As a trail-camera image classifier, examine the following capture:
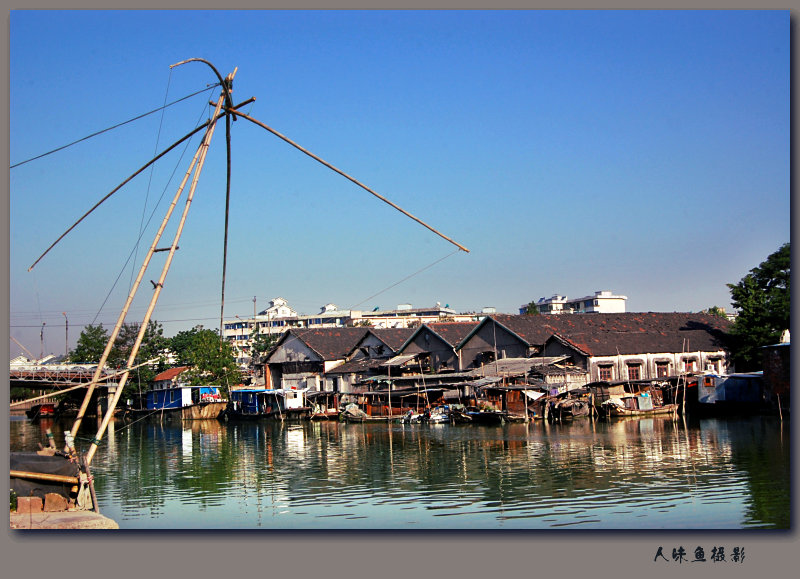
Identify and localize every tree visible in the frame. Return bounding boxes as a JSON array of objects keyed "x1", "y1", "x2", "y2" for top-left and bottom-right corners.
[
  {"x1": 702, "y1": 306, "x2": 728, "y2": 318},
  {"x1": 168, "y1": 326, "x2": 241, "y2": 394},
  {"x1": 69, "y1": 321, "x2": 168, "y2": 399},
  {"x1": 169, "y1": 326, "x2": 203, "y2": 367},
  {"x1": 523, "y1": 302, "x2": 540, "y2": 315},
  {"x1": 250, "y1": 332, "x2": 280, "y2": 362},
  {"x1": 69, "y1": 324, "x2": 110, "y2": 363},
  {"x1": 120, "y1": 321, "x2": 169, "y2": 396},
  {"x1": 727, "y1": 243, "x2": 790, "y2": 371}
]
